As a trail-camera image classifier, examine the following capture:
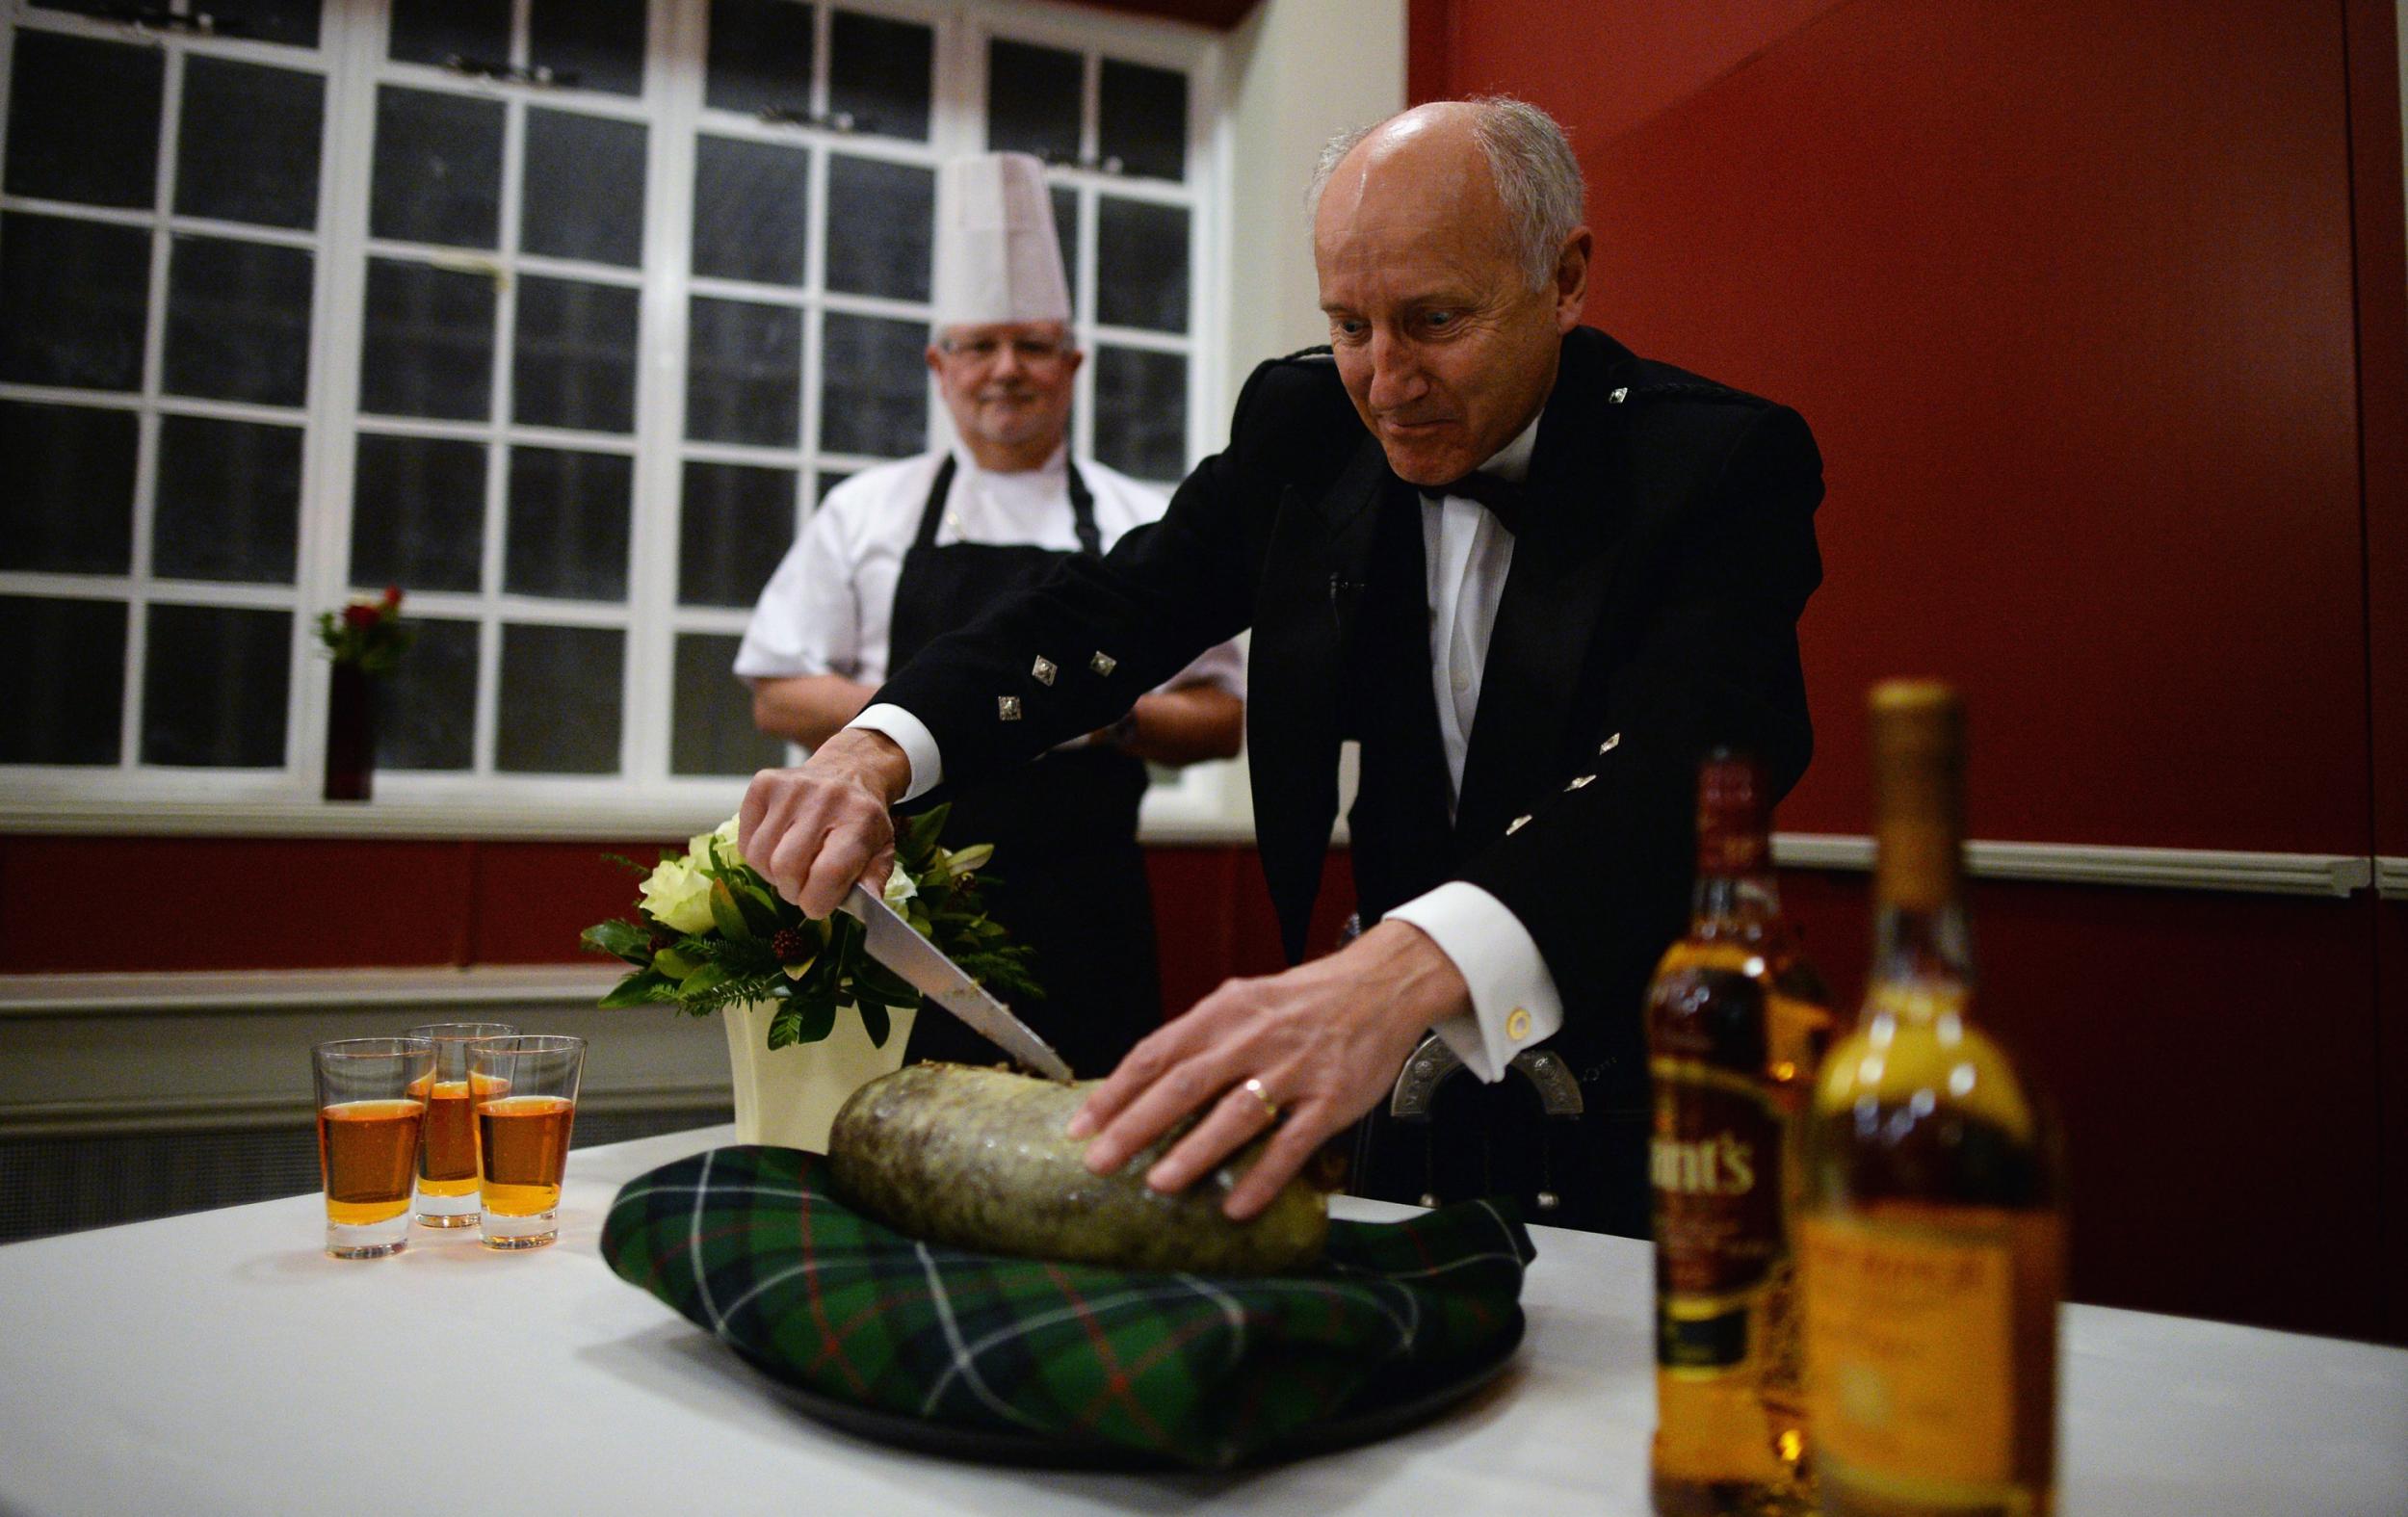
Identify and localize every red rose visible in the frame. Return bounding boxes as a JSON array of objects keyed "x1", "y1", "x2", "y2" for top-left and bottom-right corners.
[
  {"x1": 343, "y1": 603, "x2": 379, "y2": 629},
  {"x1": 381, "y1": 585, "x2": 404, "y2": 609}
]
